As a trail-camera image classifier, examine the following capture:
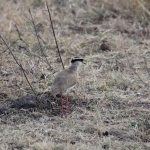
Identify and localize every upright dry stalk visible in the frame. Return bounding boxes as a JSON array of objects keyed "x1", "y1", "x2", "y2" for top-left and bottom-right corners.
[
  {"x1": 0, "y1": 35, "x2": 38, "y2": 98},
  {"x1": 138, "y1": 0, "x2": 150, "y2": 16},
  {"x1": 15, "y1": 24, "x2": 29, "y2": 48},
  {"x1": 29, "y1": 8, "x2": 53, "y2": 70},
  {"x1": 0, "y1": 39, "x2": 19, "y2": 55},
  {"x1": 46, "y1": 1, "x2": 65, "y2": 70}
]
